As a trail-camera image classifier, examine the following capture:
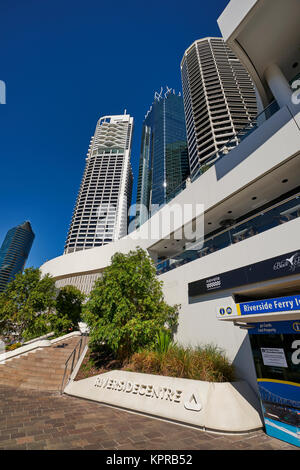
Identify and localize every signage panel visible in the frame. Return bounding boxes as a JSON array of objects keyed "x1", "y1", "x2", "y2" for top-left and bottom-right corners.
[
  {"x1": 189, "y1": 250, "x2": 300, "y2": 301},
  {"x1": 260, "y1": 348, "x2": 288, "y2": 368},
  {"x1": 238, "y1": 295, "x2": 300, "y2": 317},
  {"x1": 217, "y1": 295, "x2": 300, "y2": 320}
]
